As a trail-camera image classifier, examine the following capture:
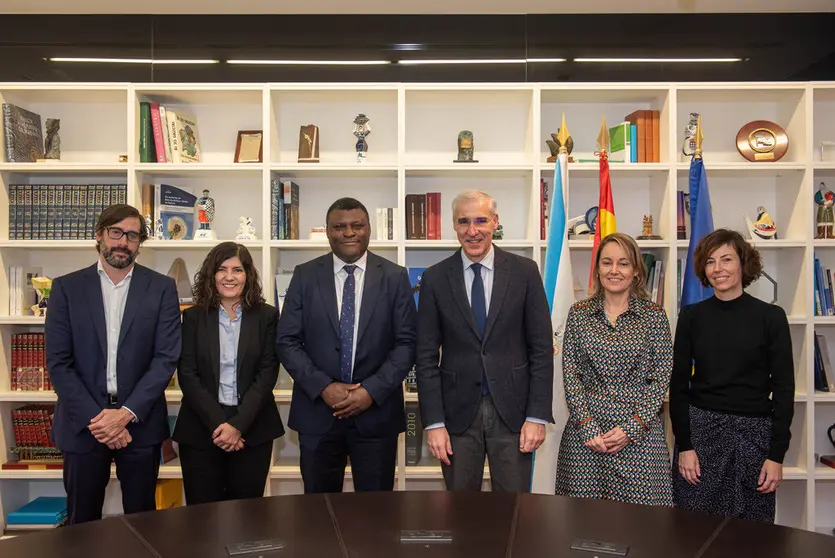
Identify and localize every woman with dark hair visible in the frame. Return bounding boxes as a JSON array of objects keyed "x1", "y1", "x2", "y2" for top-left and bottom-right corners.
[
  {"x1": 671, "y1": 228, "x2": 794, "y2": 523},
  {"x1": 555, "y1": 232, "x2": 673, "y2": 506},
  {"x1": 172, "y1": 242, "x2": 284, "y2": 504}
]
